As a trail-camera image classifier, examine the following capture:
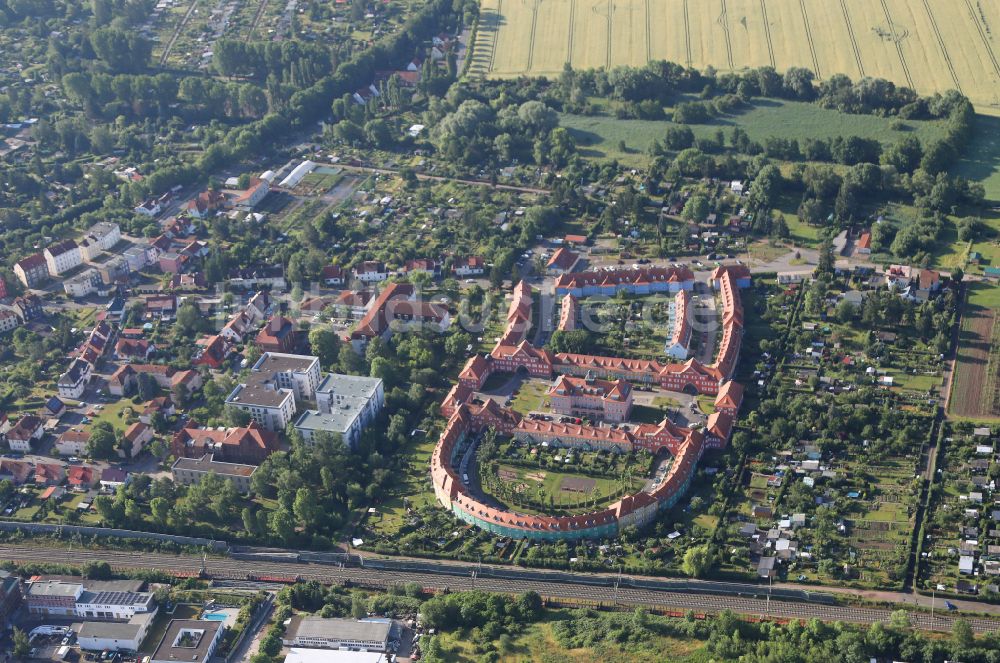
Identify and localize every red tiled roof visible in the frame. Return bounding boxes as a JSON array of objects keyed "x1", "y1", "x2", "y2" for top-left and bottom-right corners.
[{"x1": 547, "y1": 248, "x2": 579, "y2": 271}]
